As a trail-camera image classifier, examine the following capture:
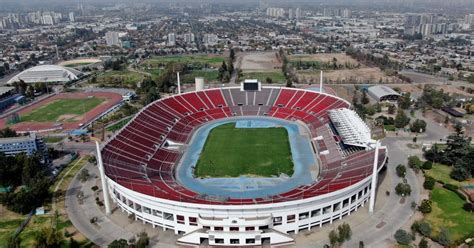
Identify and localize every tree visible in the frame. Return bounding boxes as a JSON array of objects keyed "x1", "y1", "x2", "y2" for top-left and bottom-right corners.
[
  {"x1": 337, "y1": 223, "x2": 352, "y2": 243},
  {"x1": 388, "y1": 104, "x2": 396, "y2": 115},
  {"x1": 27, "y1": 85, "x2": 35, "y2": 98},
  {"x1": 361, "y1": 91, "x2": 370, "y2": 105},
  {"x1": 34, "y1": 225, "x2": 63, "y2": 248},
  {"x1": 418, "y1": 199, "x2": 432, "y2": 214},
  {"x1": 418, "y1": 222, "x2": 431, "y2": 236},
  {"x1": 396, "y1": 164, "x2": 406, "y2": 178},
  {"x1": 328, "y1": 223, "x2": 351, "y2": 247},
  {"x1": 423, "y1": 176, "x2": 435, "y2": 190},
  {"x1": 395, "y1": 182, "x2": 411, "y2": 197},
  {"x1": 407, "y1": 155, "x2": 422, "y2": 169},
  {"x1": 358, "y1": 241, "x2": 364, "y2": 248},
  {"x1": 136, "y1": 232, "x2": 150, "y2": 248},
  {"x1": 78, "y1": 169, "x2": 90, "y2": 182},
  {"x1": 437, "y1": 228, "x2": 451, "y2": 246},
  {"x1": 108, "y1": 239, "x2": 128, "y2": 248},
  {"x1": 398, "y1": 92, "x2": 411, "y2": 109},
  {"x1": 328, "y1": 230, "x2": 338, "y2": 247},
  {"x1": 394, "y1": 229, "x2": 411, "y2": 245},
  {"x1": 410, "y1": 119, "x2": 427, "y2": 133},
  {"x1": 394, "y1": 110, "x2": 410, "y2": 128},
  {"x1": 0, "y1": 128, "x2": 18, "y2": 138},
  {"x1": 419, "y1": 238, "x2": 428, "y2": 248},
  {"x1": 450, "y1": 161, "x2": 470, "y2": 181},
  {"x1": 229, "y1": 48, "x2": 235, "y2": 61},
  {"x1": 69, "y1": 237, "x2": 80, "y2": 248},
  {"x1": 421, "y1": 161, "x2": 432, "y2": 170}
]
